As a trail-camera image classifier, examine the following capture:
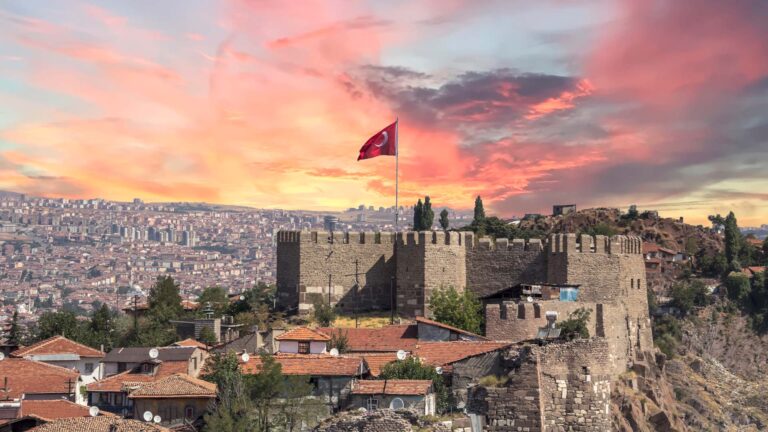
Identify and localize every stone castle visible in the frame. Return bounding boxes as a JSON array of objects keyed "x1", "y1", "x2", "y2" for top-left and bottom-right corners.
[{"x1": 277, "y1": 231, "x2": 658, "y2": 430}]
